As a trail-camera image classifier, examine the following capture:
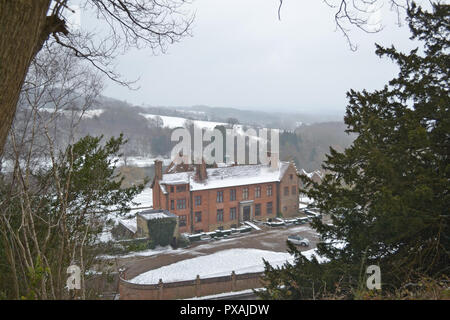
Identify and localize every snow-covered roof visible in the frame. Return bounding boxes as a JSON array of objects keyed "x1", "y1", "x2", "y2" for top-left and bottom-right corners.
[
  {"x1": 137, "y1": 209, "x2": 177, "y2": 220},
  {"x1": 160, "y1": 171, "x2": 192, "y2": 185},
  {"x1": 158, "y1": 161, "x2": 293, "y2": 191},
  {"x1": 300, "y1": 168, "x2": 323, "y2": 179},
  {"x1": 118, "y1": 219, "x2": 137, "y2": 233}
]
